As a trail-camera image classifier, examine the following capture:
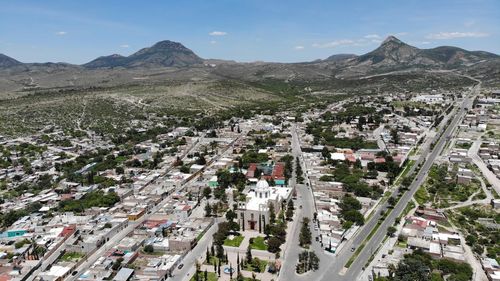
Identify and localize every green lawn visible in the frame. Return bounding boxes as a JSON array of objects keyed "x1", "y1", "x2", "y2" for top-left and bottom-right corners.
[
  {"x1": 414, "y1": 185, "x2": 429, "y2": 205},
  {"x1": 204, "y1": 256, "x2": 220, "y2": 266},
  {"x1": 223, "y1": 235, "x2": 245, "y2": 247},
  {"x1": 249, "y1": 236, "x2": 267, "y2": 250},
  {"x1": 61, "y1": 252, "x2": 85, "y2": 262},
  {"x1": 243, "y1": 258, "x2": 267, "y2": 273},
  {"x1": 189, "y1": 271, "x2": 218, "y2": 281}
]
